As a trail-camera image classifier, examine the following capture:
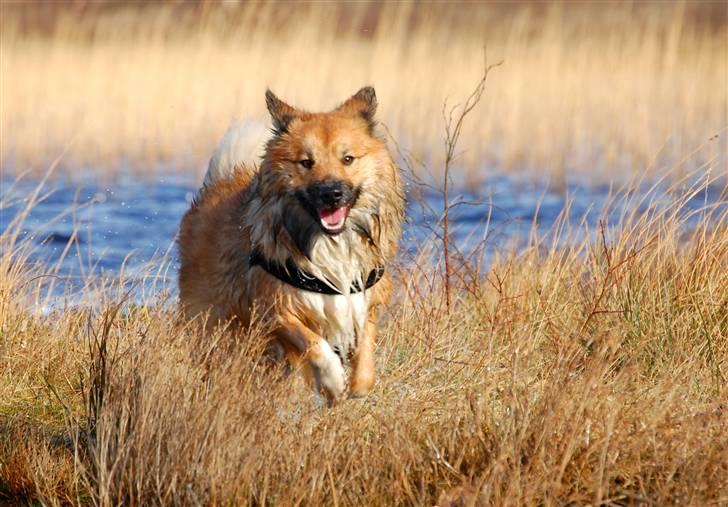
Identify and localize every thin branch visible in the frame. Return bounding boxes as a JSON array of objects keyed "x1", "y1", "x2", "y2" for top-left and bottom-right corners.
[{"x1": 441, "y1": 54, "x2": 503, "y2": 313}]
